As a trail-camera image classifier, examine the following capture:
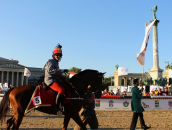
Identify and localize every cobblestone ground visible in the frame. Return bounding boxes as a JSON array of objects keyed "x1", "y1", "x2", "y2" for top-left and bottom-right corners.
[{"x1": 1, "y1": 109, "x2": 172, "y2": 130}]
